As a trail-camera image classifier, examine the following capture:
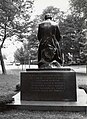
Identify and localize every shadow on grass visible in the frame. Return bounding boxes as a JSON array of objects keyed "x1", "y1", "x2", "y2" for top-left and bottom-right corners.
[
  {"x1": 79, "y1": 85, "x2": 87, "y2": 93},
  {"x1": 77, "y1": 73, "x2": 87, "y2": 93}
]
